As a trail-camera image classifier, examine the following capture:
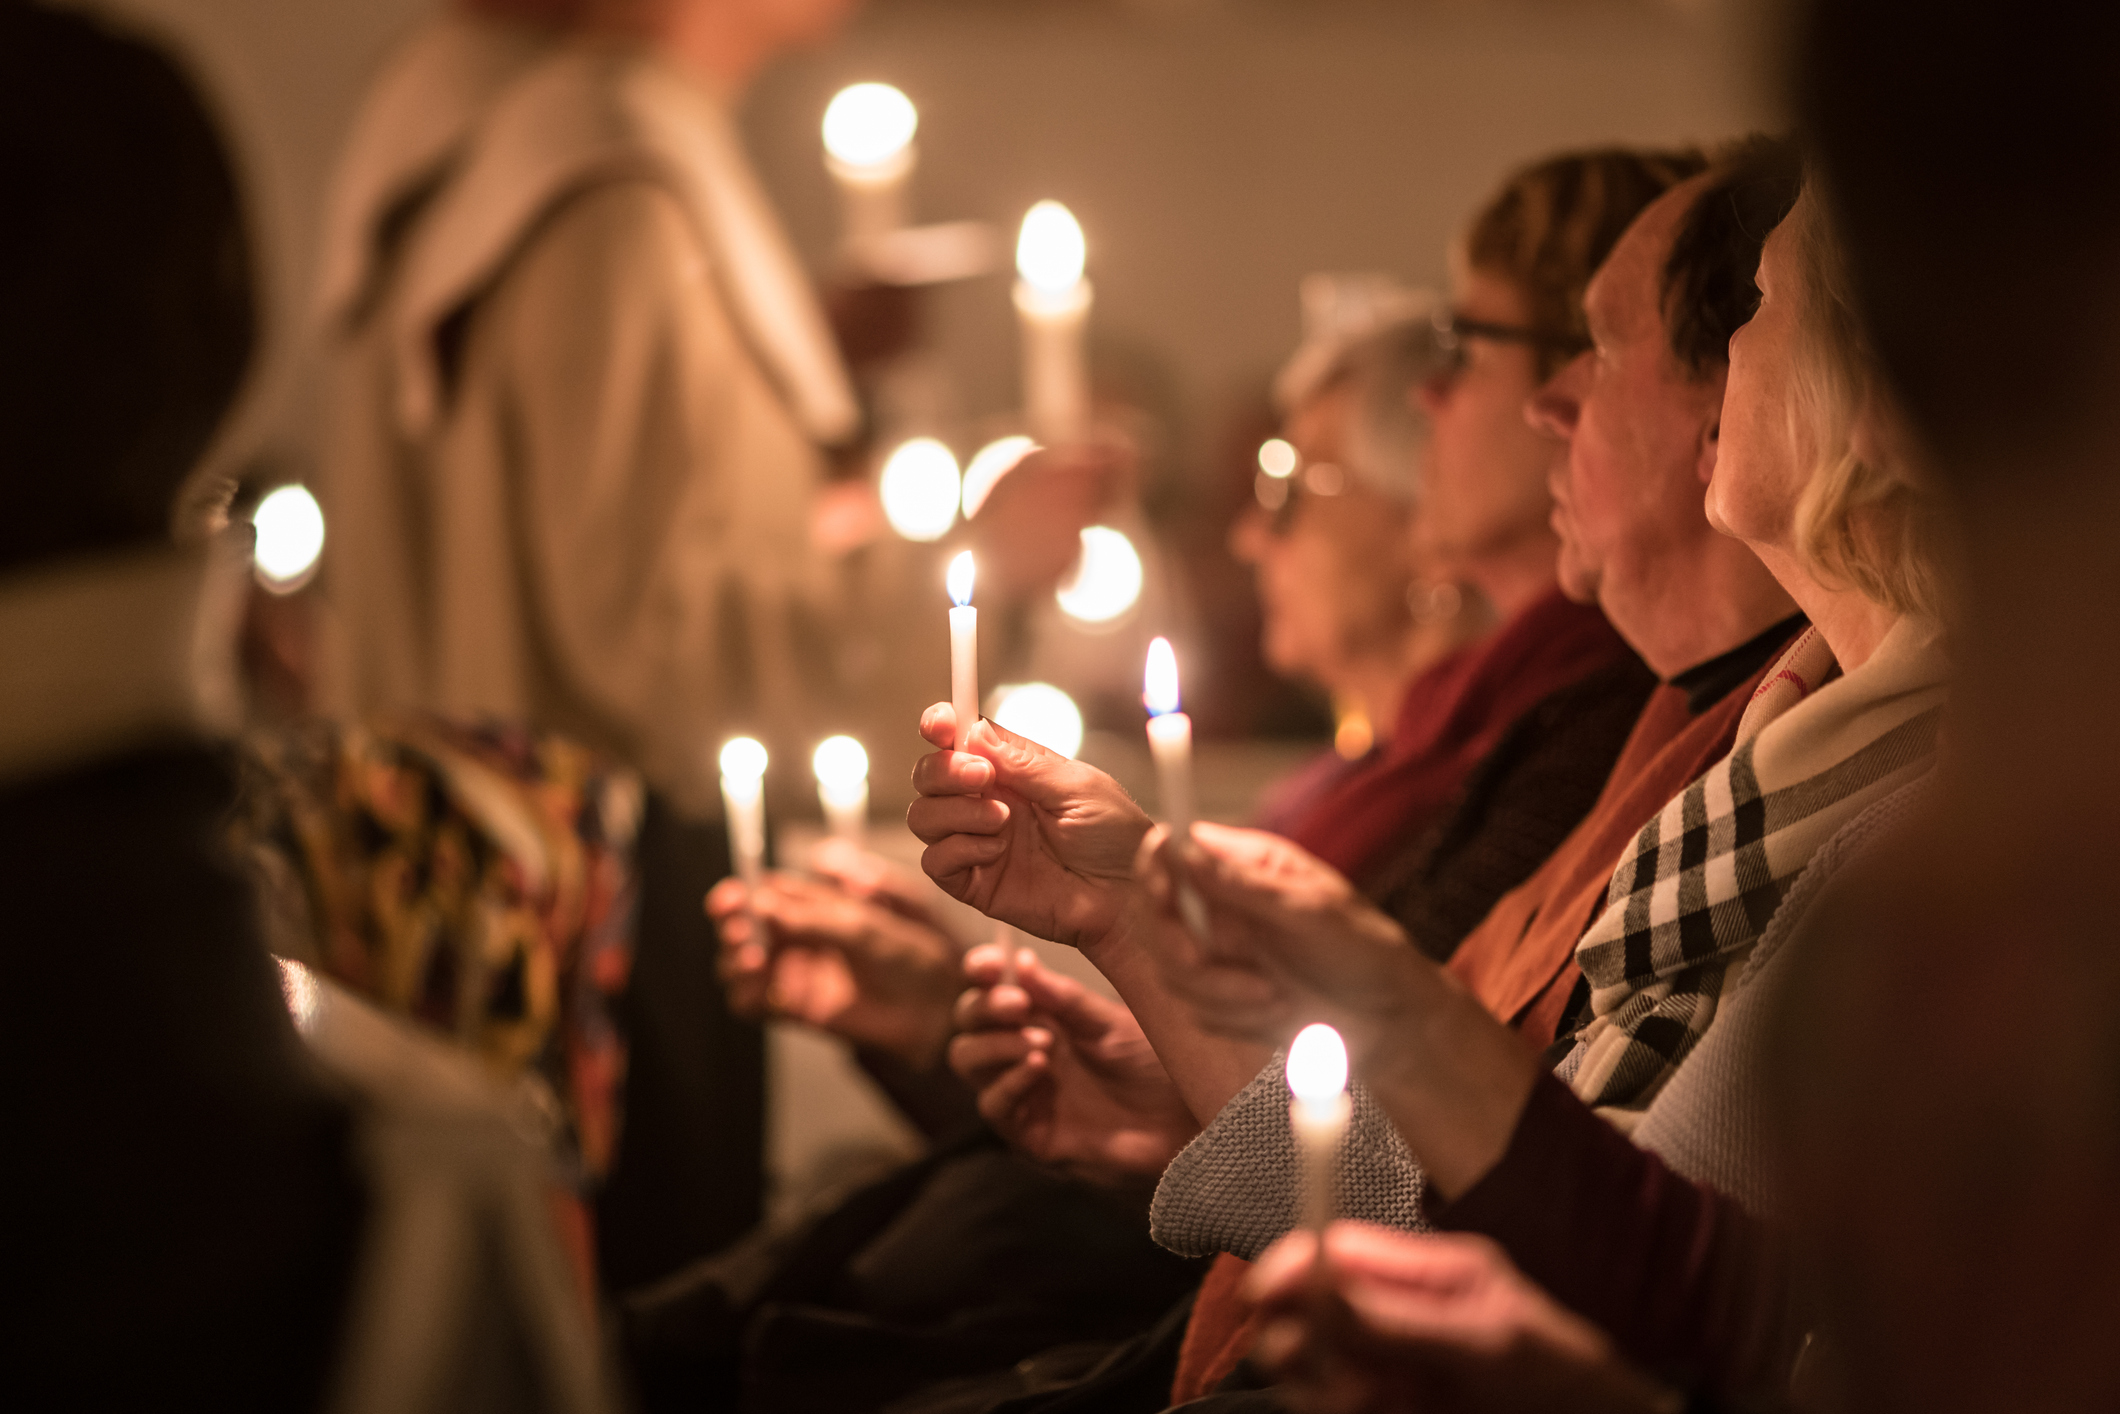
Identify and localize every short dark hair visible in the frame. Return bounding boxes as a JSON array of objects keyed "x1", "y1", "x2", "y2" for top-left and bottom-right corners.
[
  {"x1": 0, "y1": 2, "x2": 256, "y2": 575},
  {"x1": 1661, "y1": 135, "x2": 1805, "y2": 375}
]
